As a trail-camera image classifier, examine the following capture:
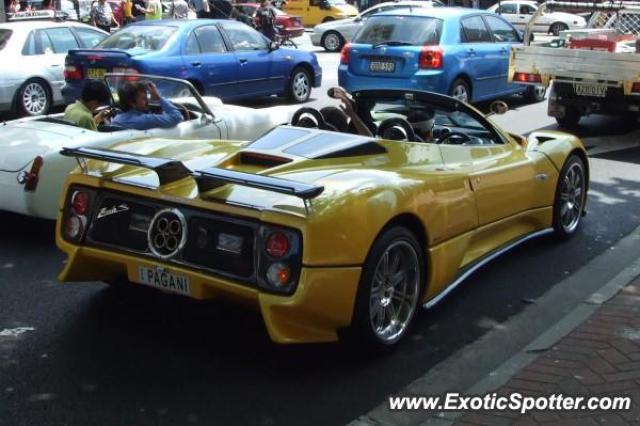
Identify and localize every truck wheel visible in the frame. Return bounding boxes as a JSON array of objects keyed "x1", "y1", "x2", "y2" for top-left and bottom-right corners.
[
  {"x1": 555, "y1": 106, "x2": 581, "y2": 128},
  {"x1": 525, "y1": 85, "x2": 546, "y2": 103},
  {"x1": 550, "y1": 22, "x2": 568, "y2": 36}
]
